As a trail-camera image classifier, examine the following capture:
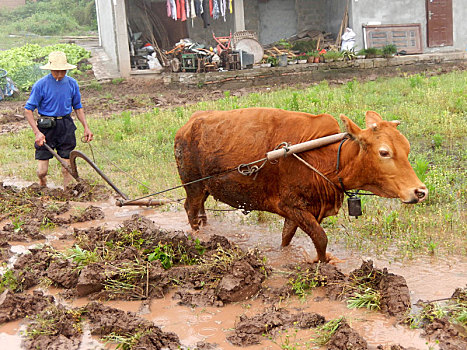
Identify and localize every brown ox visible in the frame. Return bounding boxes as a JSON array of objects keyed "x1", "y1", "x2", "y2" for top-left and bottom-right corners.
[{"x1": 174, "y1": 108, "x2": 428, "y2": 262}]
